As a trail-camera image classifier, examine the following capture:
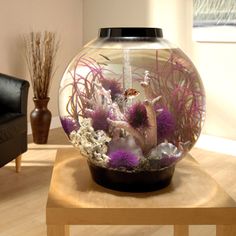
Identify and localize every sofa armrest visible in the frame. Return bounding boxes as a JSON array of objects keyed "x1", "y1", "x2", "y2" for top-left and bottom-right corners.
[{"x1": 0, "y1": 73, "x2": 30, "y2": 114}]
